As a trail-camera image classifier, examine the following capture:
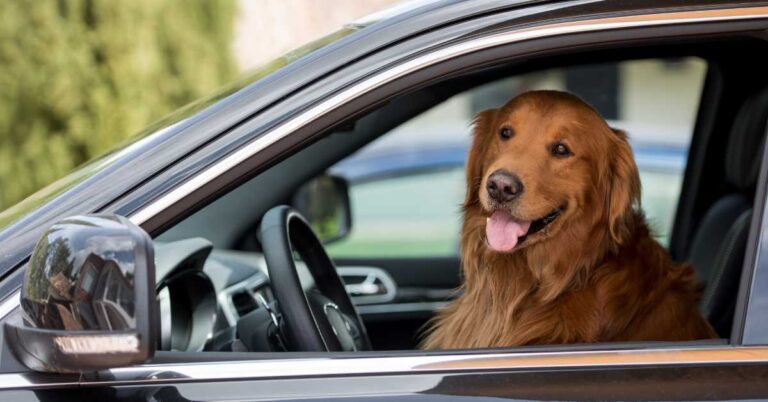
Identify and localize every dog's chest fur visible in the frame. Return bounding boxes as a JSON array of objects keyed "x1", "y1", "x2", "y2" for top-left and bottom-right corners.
[
  {"x1": 422, "y1": 217, "x2": 715, "y2": 349},
  {"x1": 425, "y1": 267, "x2": 611, "y2": 348}
]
